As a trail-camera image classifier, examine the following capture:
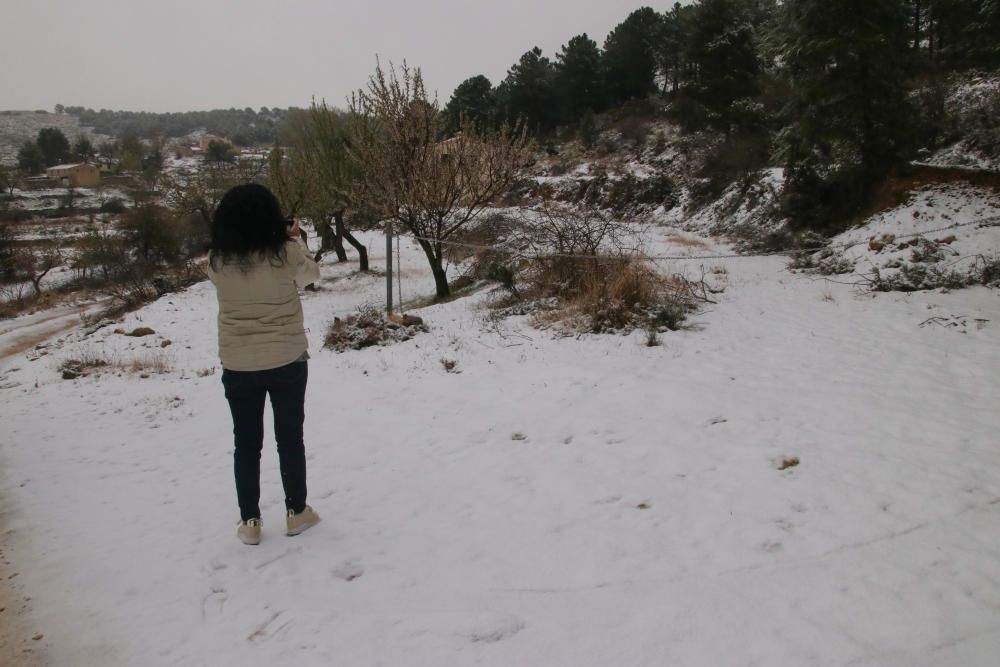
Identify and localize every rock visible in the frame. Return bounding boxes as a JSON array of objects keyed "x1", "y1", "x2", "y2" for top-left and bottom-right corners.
[
  {"x1": 61, "y1": 369, "x2": 78, "y2": 380},
  {"x1": 388, "y1": 313, "x2": 424, "y2": 327},
  {"x1": 160, "y1": 340, "x2": 172, "y2": 348},
  {"x1": 125, "y1": 327, "x2": 155, "y2": 337},
  {"x1": 779, "y1": 457, "x2": 800, "y2": 471}
]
